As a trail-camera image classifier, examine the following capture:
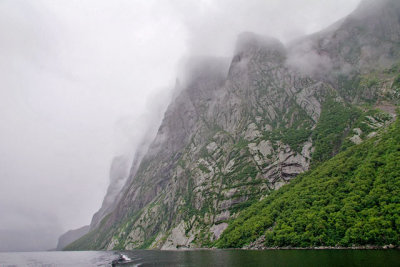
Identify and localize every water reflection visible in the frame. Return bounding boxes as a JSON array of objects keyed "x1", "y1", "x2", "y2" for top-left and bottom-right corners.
[
  {"x1": 121, "y1": 249, "x2": 400, "y2": 267},
  {"x1": 0, "y1": 249, "x2": 399, "y2": 267}
]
